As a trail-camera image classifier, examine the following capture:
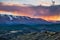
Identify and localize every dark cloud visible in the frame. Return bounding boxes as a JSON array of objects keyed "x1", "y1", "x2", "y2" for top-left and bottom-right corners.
[
  {"x1": 0, "y1": 3, "x2": 21, "y2": 12},
  {"x1": 49, "y1": 6, "x2": 60, "y2": 15}
]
